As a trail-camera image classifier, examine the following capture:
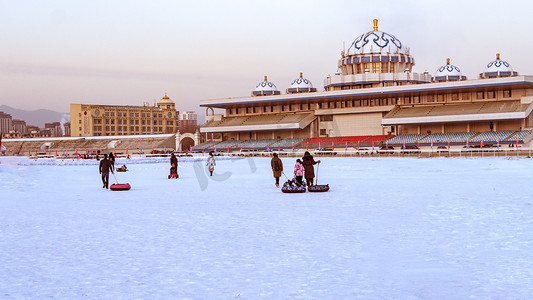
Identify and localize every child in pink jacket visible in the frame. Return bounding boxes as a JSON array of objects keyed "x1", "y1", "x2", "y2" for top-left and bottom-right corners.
[{"x1": 294, "y1": 159, "x2": 305, "y2": 185}]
